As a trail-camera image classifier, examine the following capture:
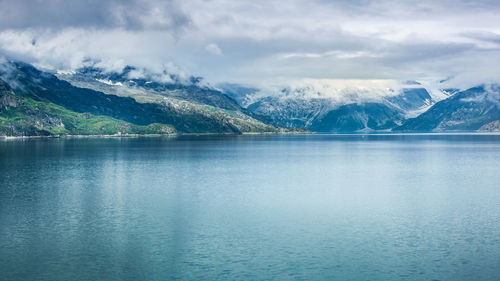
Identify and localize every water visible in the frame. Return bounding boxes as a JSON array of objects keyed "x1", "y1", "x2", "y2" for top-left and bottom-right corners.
[{"x1": 1, "y1": 134, "x2": 500, "y2": 281}]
